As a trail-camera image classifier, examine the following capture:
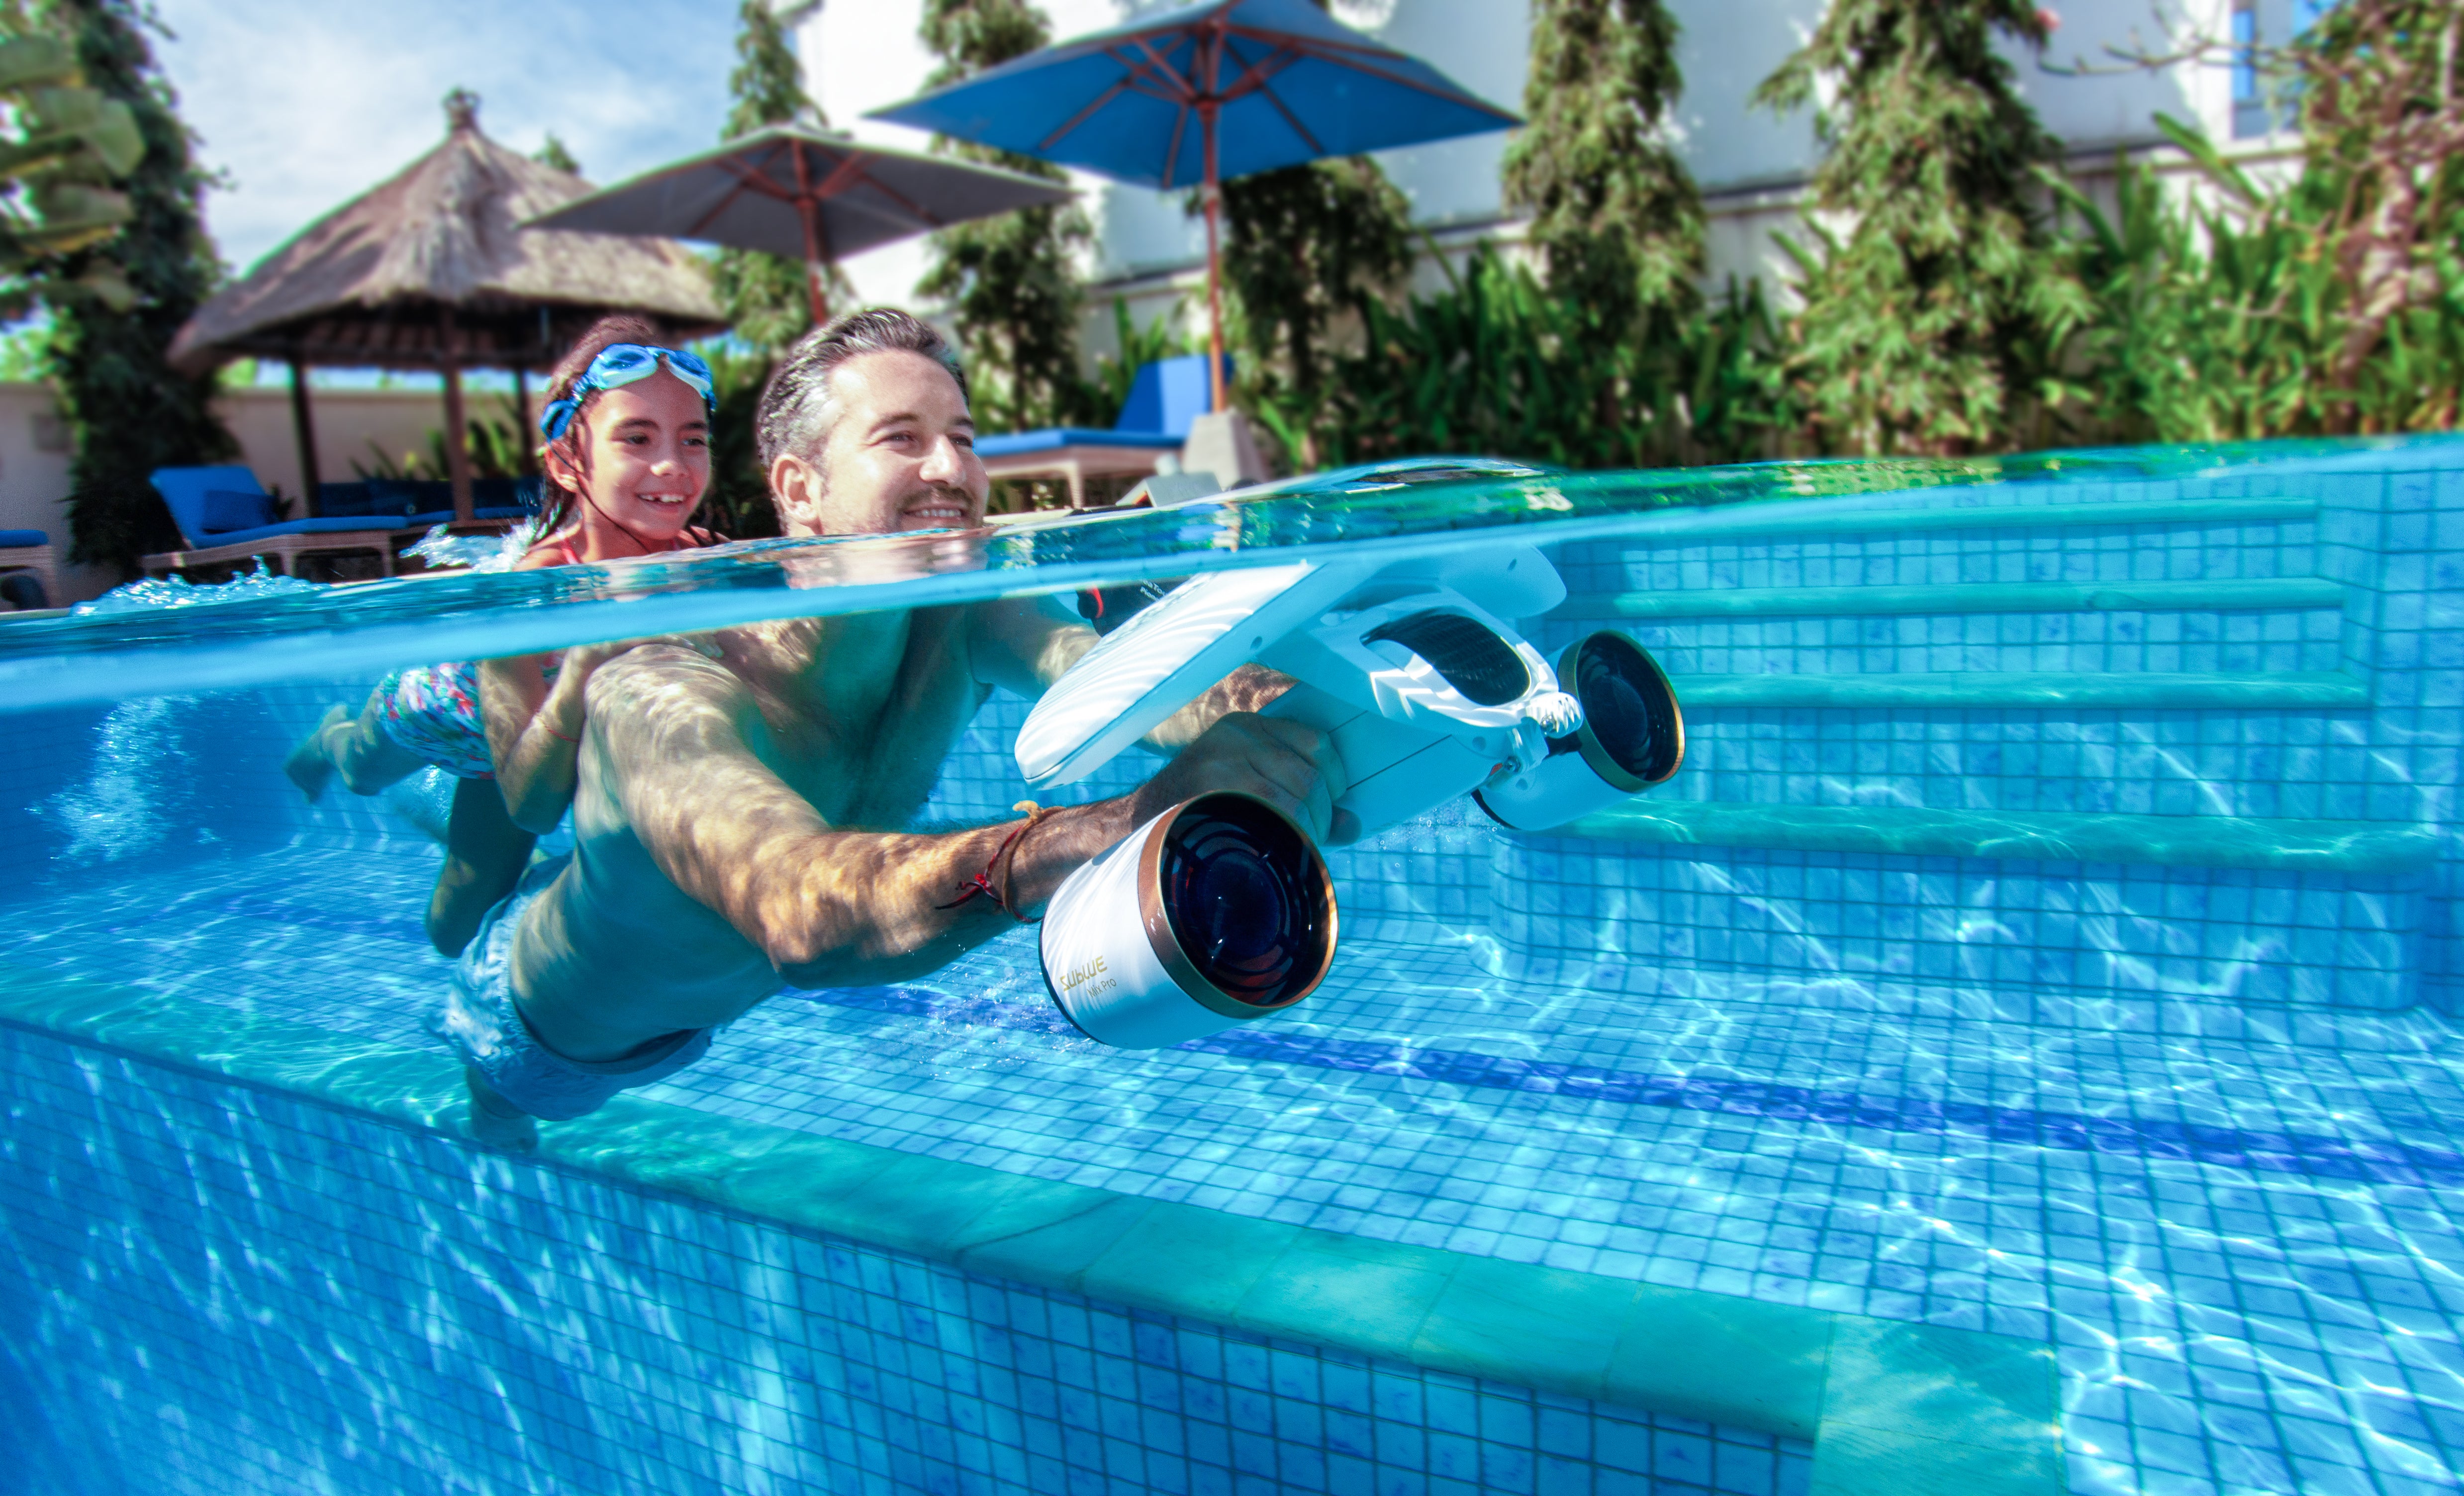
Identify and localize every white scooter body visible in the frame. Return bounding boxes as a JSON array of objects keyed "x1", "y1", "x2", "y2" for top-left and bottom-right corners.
[{"x1": 1018, "y1": 543, "x2": 1673, "y2": 842}]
